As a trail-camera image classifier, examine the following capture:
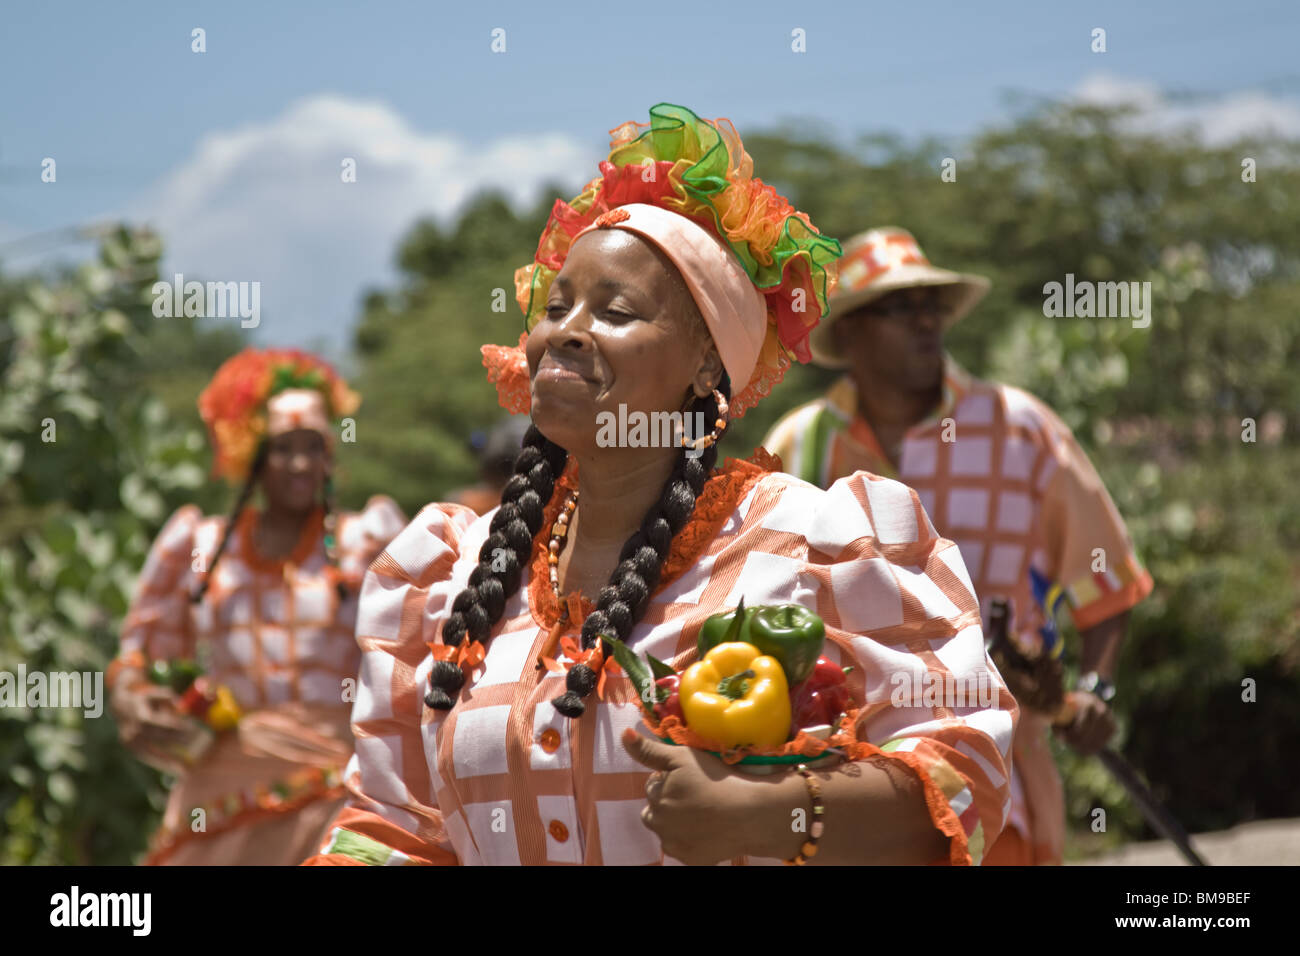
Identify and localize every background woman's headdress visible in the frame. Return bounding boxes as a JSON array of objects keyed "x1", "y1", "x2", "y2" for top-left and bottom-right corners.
[{"x1": 198, "y1": 348, "x2": 360, "y2": 482}]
